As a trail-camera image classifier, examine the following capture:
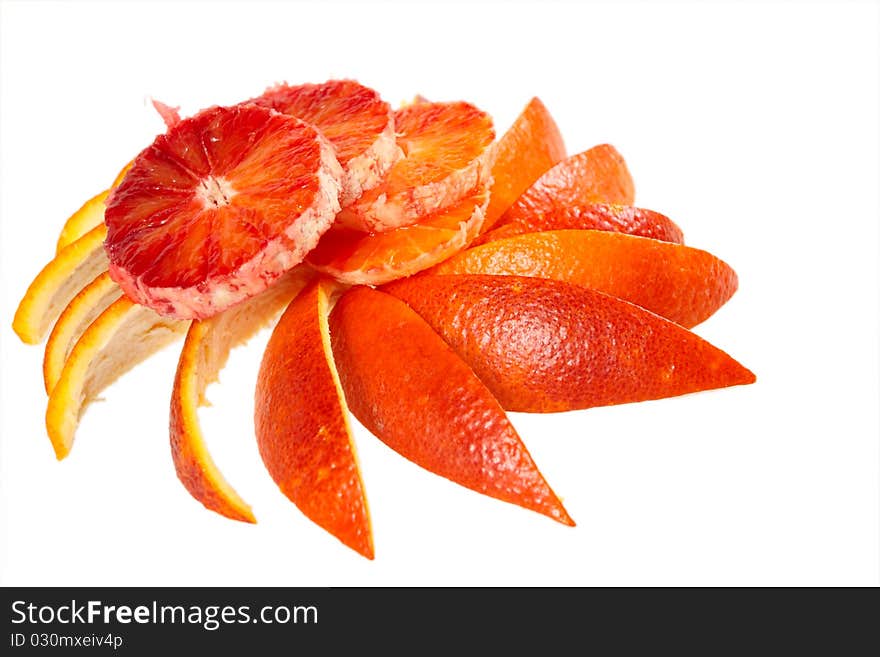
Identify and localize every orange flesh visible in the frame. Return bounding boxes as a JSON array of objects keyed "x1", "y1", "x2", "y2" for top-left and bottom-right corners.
[
  {"x1": 482, "y1": 97, "x2": 566, "y2": 230},
  {"x1": 255, "y1": 278, "x2": 373, "y2": 558},
  {"x1": 329, "y1": 286, "x2": 573, "y2": 526},
  {"x1": 384, "y1": 275, "x2": 755, "y2": 413},
  {"x1": 427, "y1": 229, "x2": 736, "y2": 328}
]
